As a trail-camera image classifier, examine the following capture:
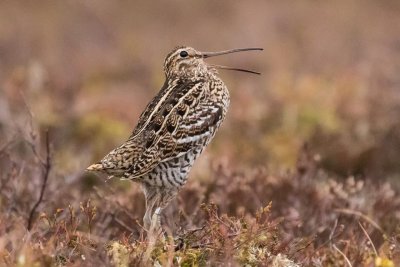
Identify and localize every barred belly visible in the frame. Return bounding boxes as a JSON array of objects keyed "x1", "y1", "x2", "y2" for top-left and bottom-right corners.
[{"x1": 141, "y1": 145, "x2": 204, "y2": 189}]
